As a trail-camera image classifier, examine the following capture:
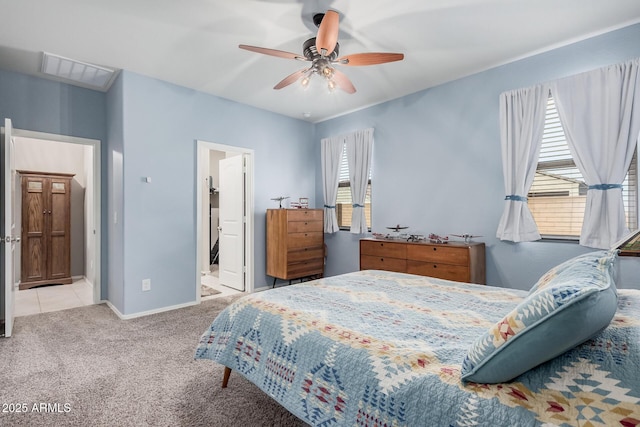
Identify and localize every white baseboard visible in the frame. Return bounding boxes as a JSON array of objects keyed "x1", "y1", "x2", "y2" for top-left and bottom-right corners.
[
  {"x1": 74, "y1": 275, "x2": 94, "y2": 288},
  {"x1": 105, "y1": 300, "x2": 199, "y2": 320}
]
